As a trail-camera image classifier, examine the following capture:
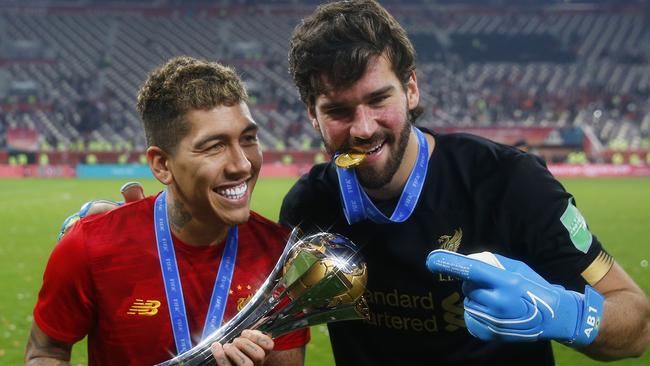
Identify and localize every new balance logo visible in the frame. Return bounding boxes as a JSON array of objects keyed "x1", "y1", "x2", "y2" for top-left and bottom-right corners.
[{"x1": 127, "y1": 299, "x2": 161, "y2": 316}]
